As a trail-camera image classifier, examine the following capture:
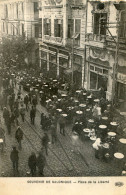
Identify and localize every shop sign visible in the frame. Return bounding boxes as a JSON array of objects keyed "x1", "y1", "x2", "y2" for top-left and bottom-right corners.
[{"x1": 117, "y1": 72, "x2": 126, "y2": 84}]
